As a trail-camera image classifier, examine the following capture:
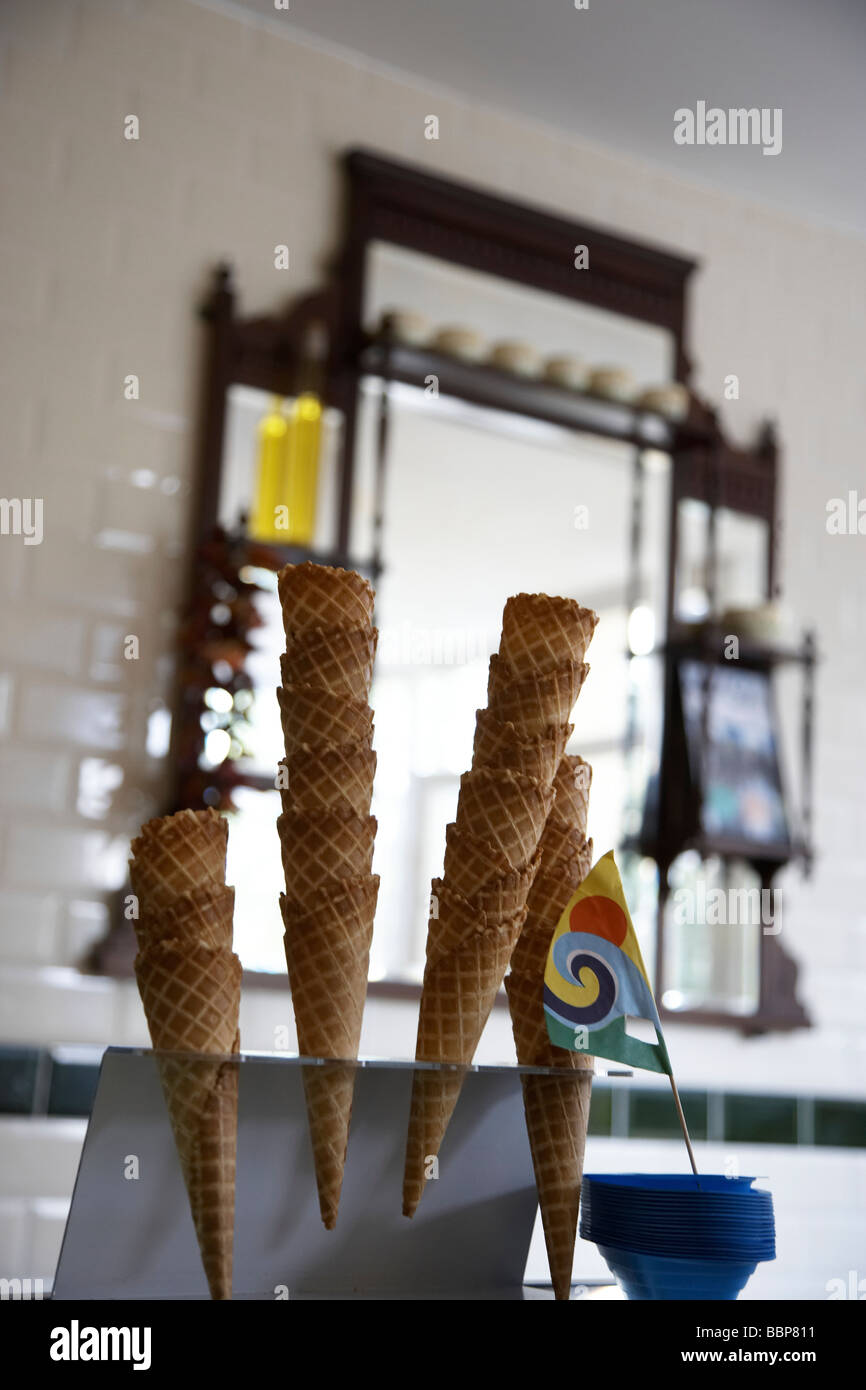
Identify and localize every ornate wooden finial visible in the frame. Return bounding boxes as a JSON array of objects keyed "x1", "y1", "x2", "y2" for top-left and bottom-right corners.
[
  {"x1": 758, "y1": 419, "x2": 778, "y2": 457},
  {"x1": 200, "y1": 263, "x2": 235, "y2": 321}
]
